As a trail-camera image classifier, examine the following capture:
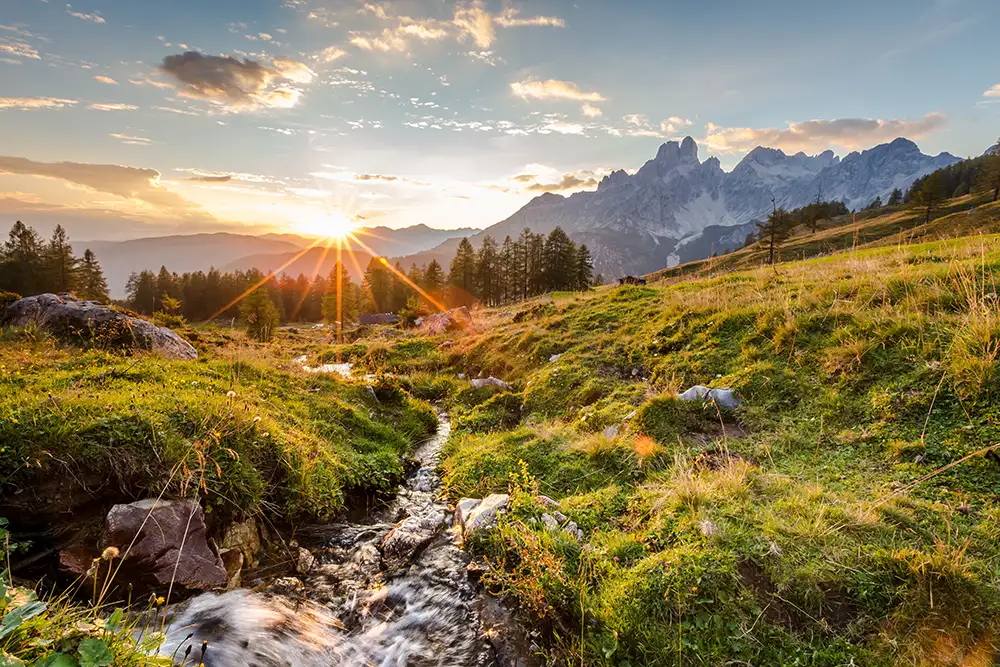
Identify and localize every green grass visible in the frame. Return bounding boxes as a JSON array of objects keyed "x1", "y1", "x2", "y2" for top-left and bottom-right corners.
[
  {"x1": 337, "y1": 223, "x2": 1000, "y2": 665},
  {"x1": 0, "y1": 329, "x2": 437, "y2": 526}
]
